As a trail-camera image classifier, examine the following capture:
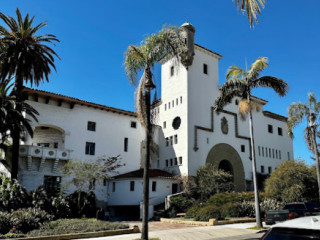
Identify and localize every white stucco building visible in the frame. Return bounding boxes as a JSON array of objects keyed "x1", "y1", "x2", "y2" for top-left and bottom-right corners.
[{"x1": 10, "y1": 22, "x2": 293, "y2": 219}]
